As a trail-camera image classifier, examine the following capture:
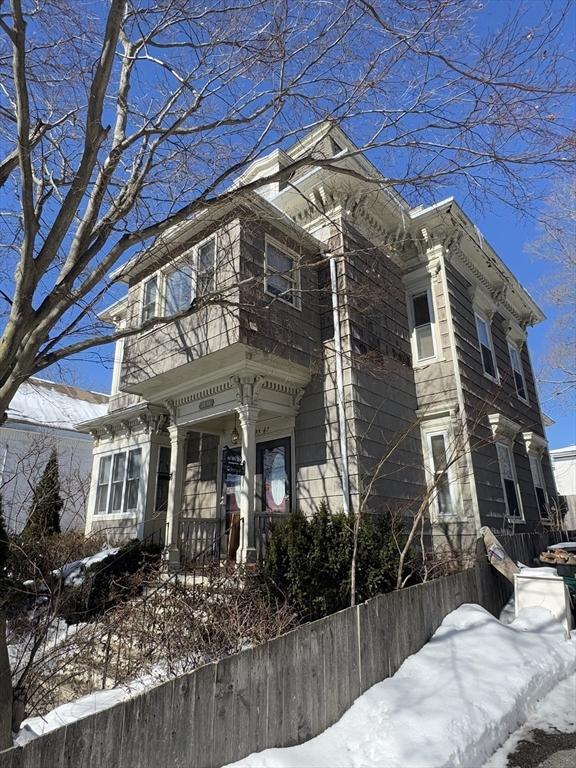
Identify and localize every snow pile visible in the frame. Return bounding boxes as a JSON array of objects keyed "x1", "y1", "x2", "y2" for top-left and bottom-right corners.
[
  {"x1": 225, "y1": 604, "x2": 576, "y2": 768},
  {"x1": 54, "y1": 546, "x2": 119, "y2": 586},
  {"x1": 484, "y1": 672, "x2": 576, "y2": 767}
]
